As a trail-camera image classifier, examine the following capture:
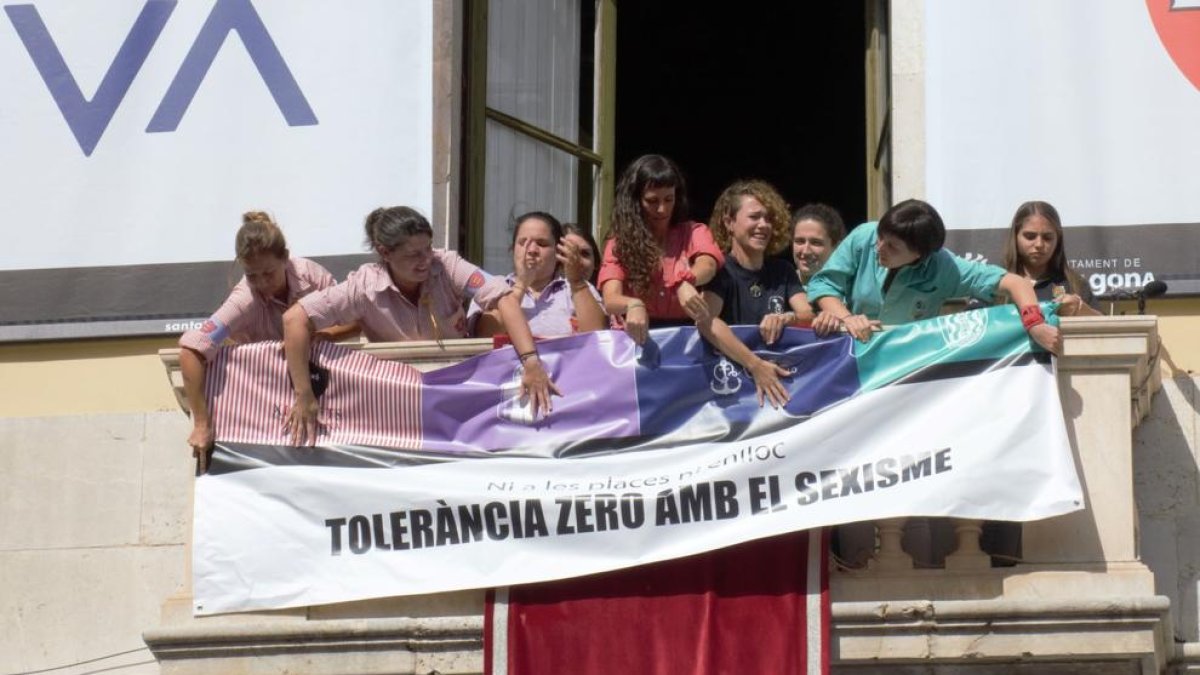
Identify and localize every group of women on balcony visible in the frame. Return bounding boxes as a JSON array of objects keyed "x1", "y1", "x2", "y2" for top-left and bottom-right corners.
[{"x1": 180, "y1": 152, "x2": 1096, "y2": 461}]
